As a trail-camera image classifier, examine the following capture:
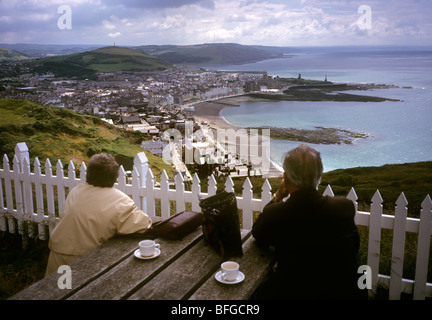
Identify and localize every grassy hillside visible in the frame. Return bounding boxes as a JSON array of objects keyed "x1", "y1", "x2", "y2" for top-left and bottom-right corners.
[
  {"x1": 135, "y1": 43, "x2": 284, "y2": 65},
  {"x1": 0, "y1": 48, "x2": 29, "y2": 62},
  {"x1": 30, "y1": 46, "x2": 172, "y2": 79},
  {"x1": 0, "y1": 98, "x2": 174, "y2": 177}
]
